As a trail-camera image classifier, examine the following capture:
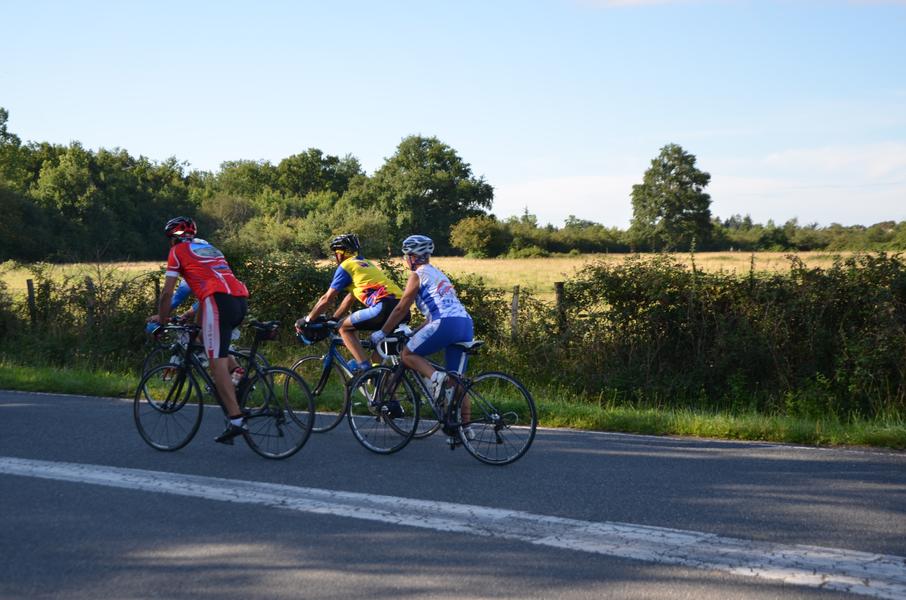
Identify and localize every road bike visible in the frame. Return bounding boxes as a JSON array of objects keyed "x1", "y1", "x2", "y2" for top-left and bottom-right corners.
[
  {"x1": 133, "y1": 320, "x2": 315, "y2": 459},
  {"x1": 291, "y1": 321, "x2": 440, "y2": 437},
  {"x1": 346, "y1": 331, "x2": 538, "y2": 465},
  {"x1": 140, "y1": 321, "x2": 269, "y2": 376},
  {"x1": 289, "y1": 320, "x2": 363, "y2": 433}
]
